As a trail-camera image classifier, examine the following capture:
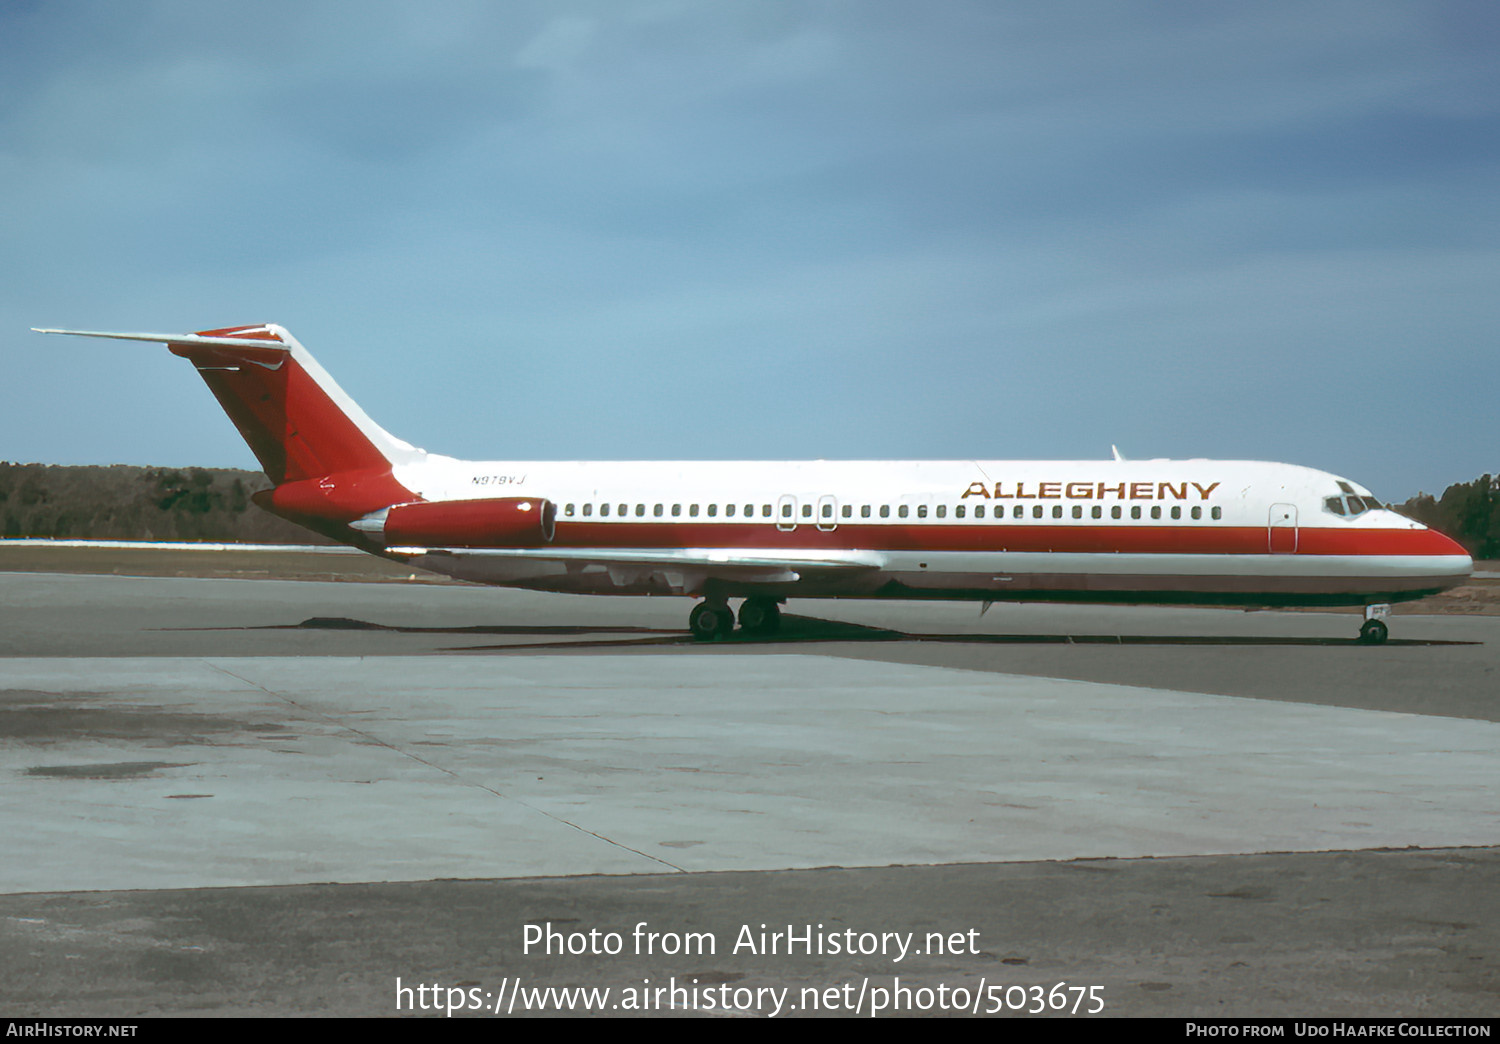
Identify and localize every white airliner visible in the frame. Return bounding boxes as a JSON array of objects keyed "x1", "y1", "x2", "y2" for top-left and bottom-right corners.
[{"x1": 36, "y1": 324, "x2": 1472, "y2": 644}]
